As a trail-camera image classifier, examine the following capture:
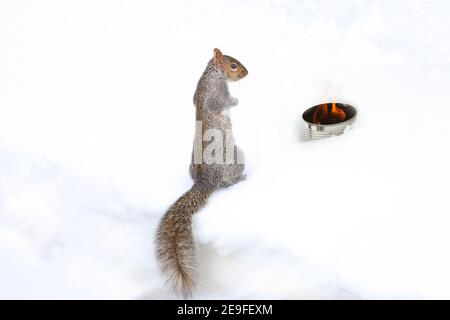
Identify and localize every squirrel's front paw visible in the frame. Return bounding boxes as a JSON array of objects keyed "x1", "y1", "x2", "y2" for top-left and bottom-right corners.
[{"x1": 229, "y1": 97, "x2": 239, "y2": 107}]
